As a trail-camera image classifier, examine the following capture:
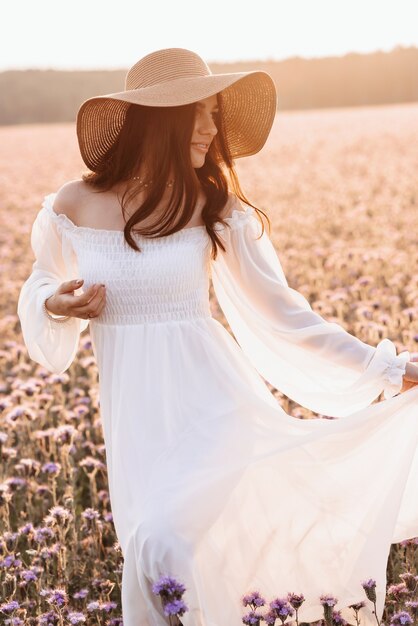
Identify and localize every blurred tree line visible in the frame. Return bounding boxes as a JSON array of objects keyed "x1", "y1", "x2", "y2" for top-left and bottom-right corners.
[{"x1": 0, "y1": 46, "x2": 417, "y2": 125}]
